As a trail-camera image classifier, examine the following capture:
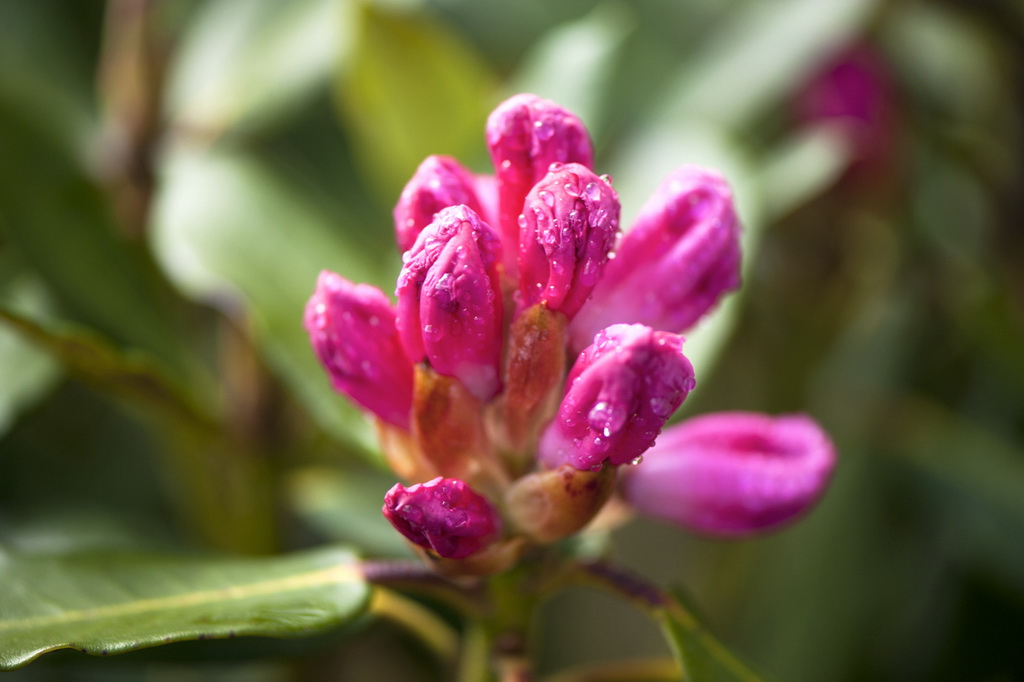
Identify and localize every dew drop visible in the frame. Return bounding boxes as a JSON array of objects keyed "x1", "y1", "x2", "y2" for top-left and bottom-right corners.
[{"x1": 534, "y1": 119, "x2": 555, "y2": 140}]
